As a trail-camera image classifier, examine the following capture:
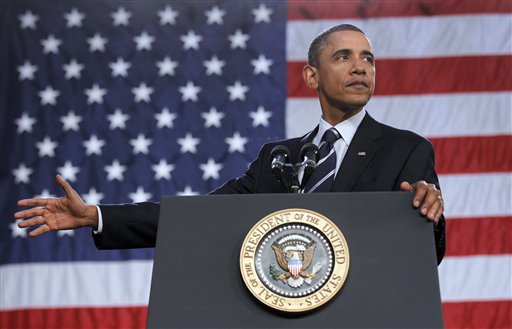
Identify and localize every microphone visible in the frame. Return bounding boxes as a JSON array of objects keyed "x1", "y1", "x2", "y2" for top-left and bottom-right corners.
[
  {"x1": 270, "y1": 145, "x2": 290, "y2": 179},
  {"x1": 300, "y1": 143, "x2": 319, "y2": 188}
]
